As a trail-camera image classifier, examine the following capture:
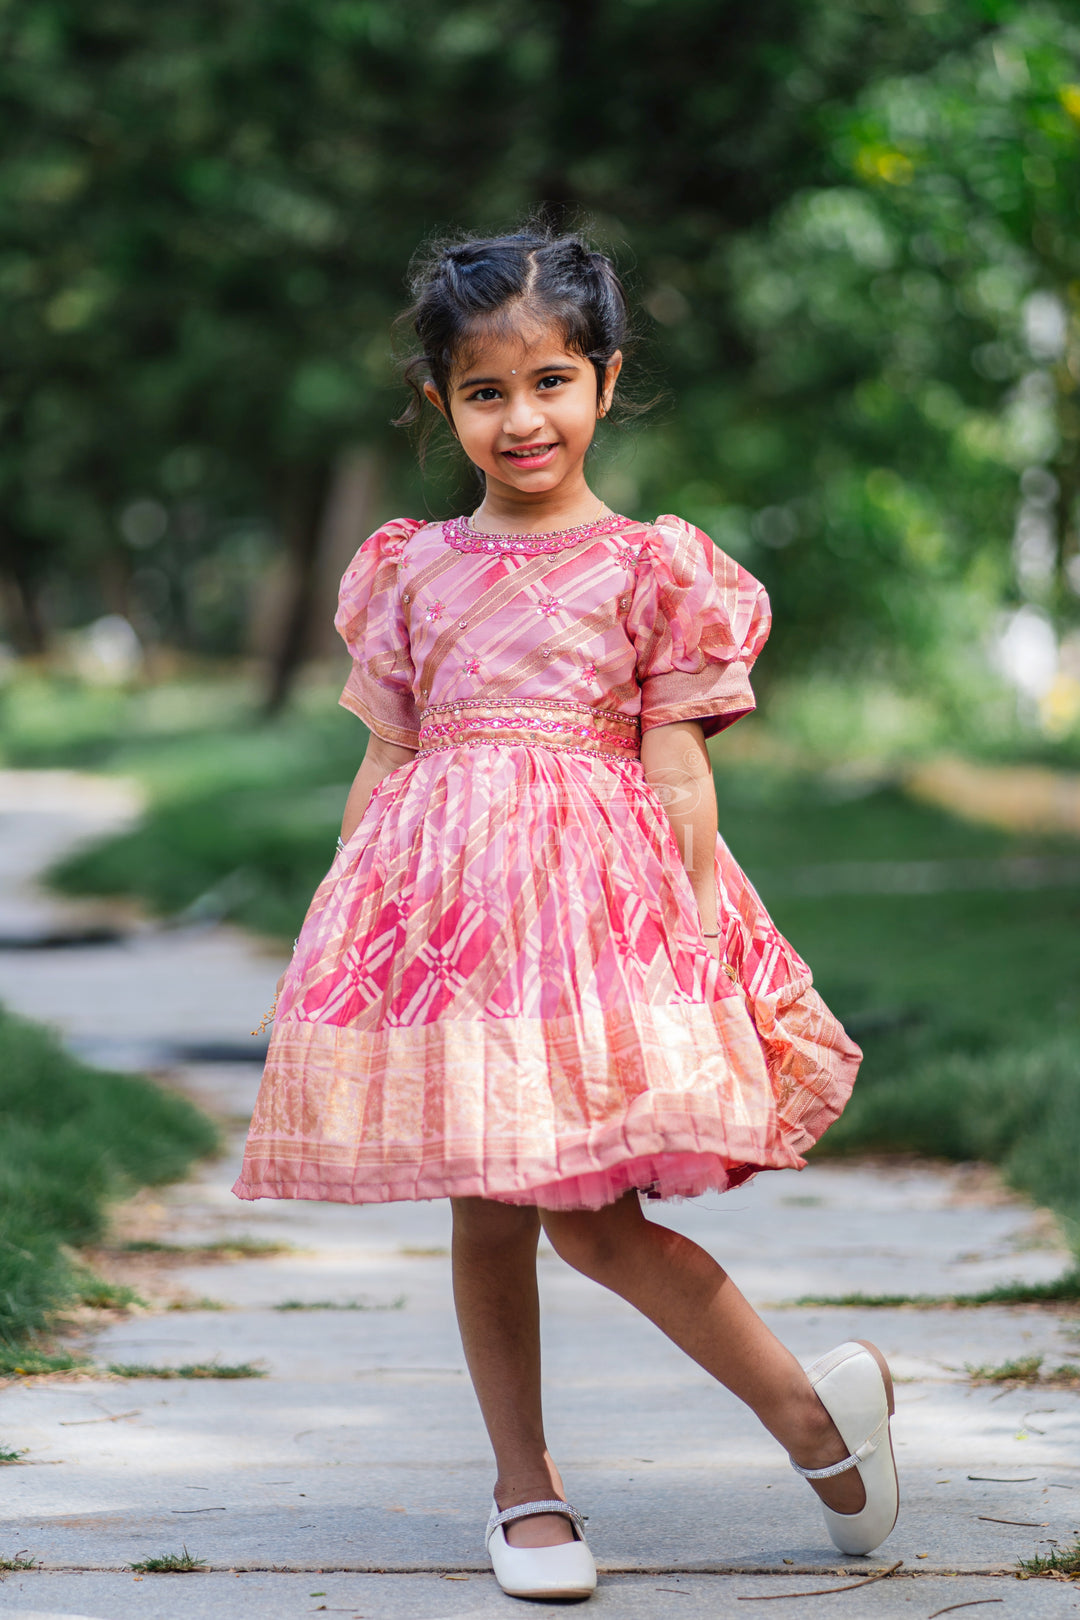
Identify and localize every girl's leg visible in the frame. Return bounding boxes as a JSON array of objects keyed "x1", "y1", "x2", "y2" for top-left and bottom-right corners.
[
  {"x1": 540, "y1": 1192, "x2": 866, "y2": 1516},
  {"x1": 450, "y1": 1196, "x2": 576, "y2": 1548}
]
